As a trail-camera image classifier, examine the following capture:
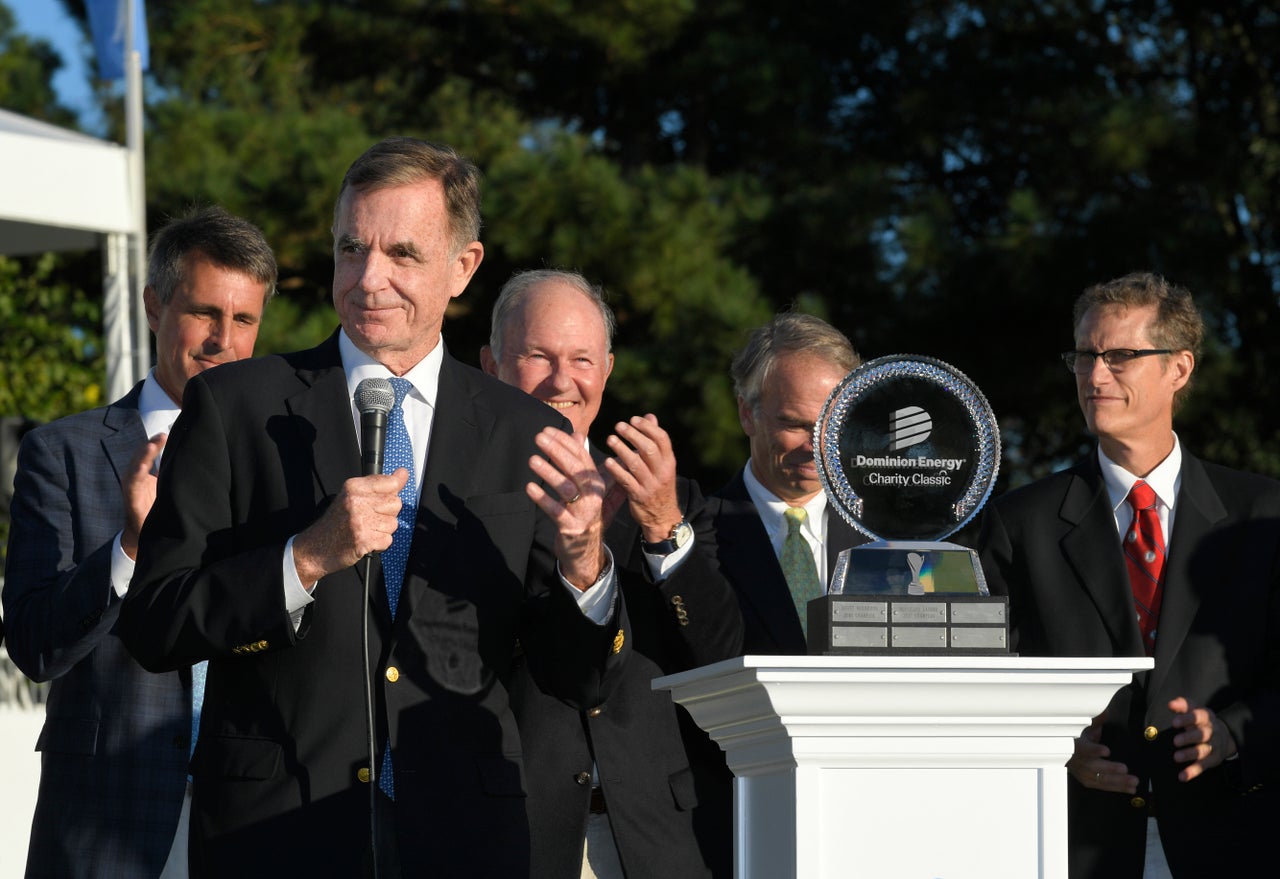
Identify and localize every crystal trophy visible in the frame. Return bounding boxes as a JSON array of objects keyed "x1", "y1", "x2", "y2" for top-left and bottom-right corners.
[{"x1": 809, "y1": 355, "x2": 1008, "y2": 654}]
